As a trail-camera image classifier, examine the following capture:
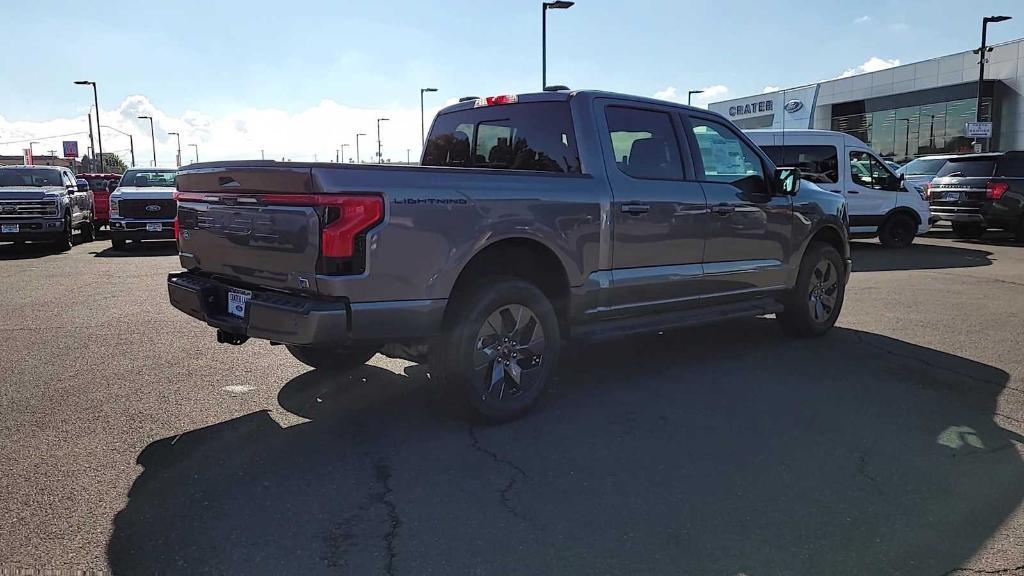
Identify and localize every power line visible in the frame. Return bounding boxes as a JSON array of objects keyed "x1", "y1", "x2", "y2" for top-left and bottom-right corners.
[{"x1": 0, "y1": 130, "x2": 90, "y2": 145}]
